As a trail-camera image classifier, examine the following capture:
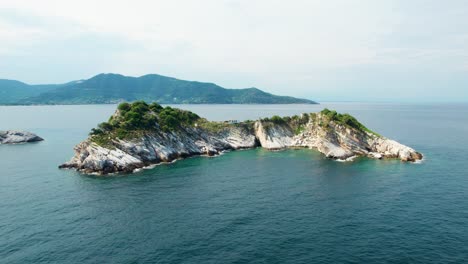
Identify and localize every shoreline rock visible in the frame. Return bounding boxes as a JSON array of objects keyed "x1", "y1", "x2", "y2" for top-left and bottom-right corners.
[
  {"x1": 59, "y1": 104, "x2": 423, "y2": 175},
  {"x1": 0, "y1": 130, "x2": 44, "y2": 144}
]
